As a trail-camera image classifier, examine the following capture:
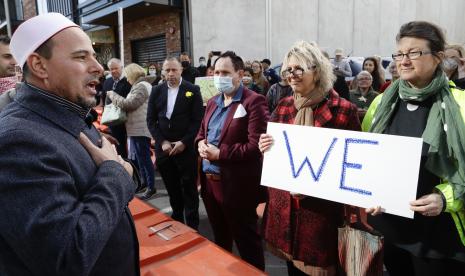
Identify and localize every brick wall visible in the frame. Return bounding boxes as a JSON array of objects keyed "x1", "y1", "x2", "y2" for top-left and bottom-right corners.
[
  {"x1": 22, "y1": 0, "x2": 37, "y2": 20},
  {"x1": 123, "y1": 11, "x2": 181, "y2": 65}
]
